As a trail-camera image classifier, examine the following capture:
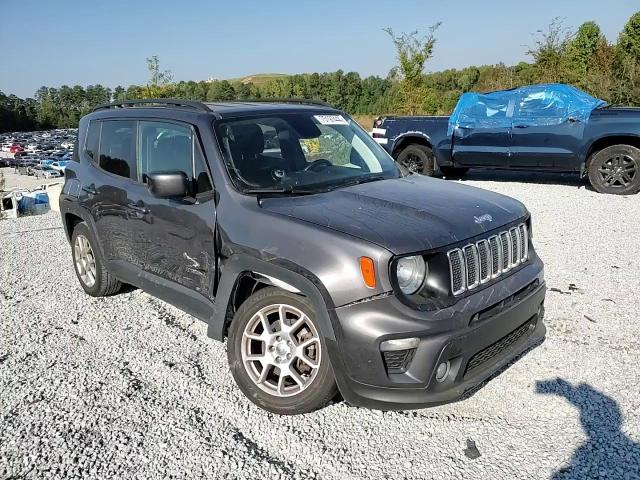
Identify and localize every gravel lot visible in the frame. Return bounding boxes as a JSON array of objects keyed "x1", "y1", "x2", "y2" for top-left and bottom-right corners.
[{"x1": 1, "y1": 170, "x2": 639, "y2": 479}]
